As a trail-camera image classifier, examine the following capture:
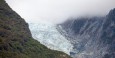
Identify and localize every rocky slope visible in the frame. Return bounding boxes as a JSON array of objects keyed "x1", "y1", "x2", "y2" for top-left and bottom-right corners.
[
  {"x1": 58, "y1": 9, "x2": 115, "y2": 58},
  {"x1": 0, "y1": 0, "x2": 71, "y2": 58}
]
